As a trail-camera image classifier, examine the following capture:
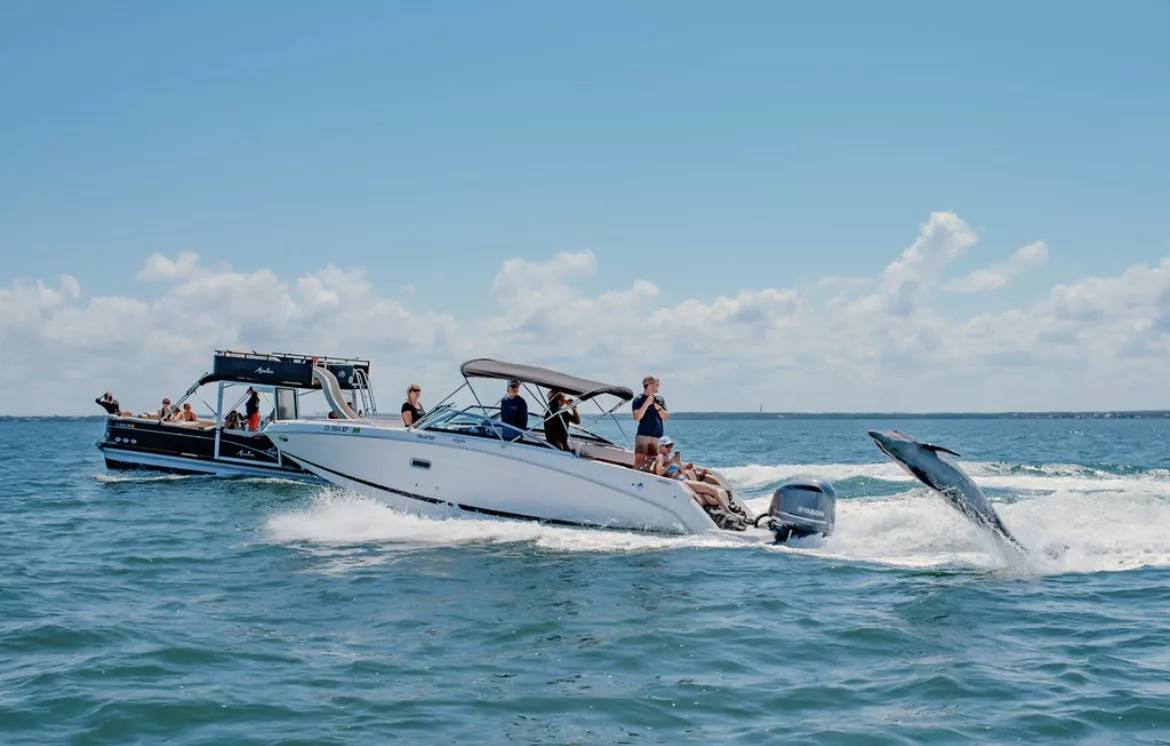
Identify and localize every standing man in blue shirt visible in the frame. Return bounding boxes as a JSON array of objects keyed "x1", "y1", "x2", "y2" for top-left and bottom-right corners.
[
  {"x1": 499, "y1": 379, "x2": 529, "y2": 435},
  {"x1": 631, "y1": 375, "x2": 668, "y2": 467}
]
